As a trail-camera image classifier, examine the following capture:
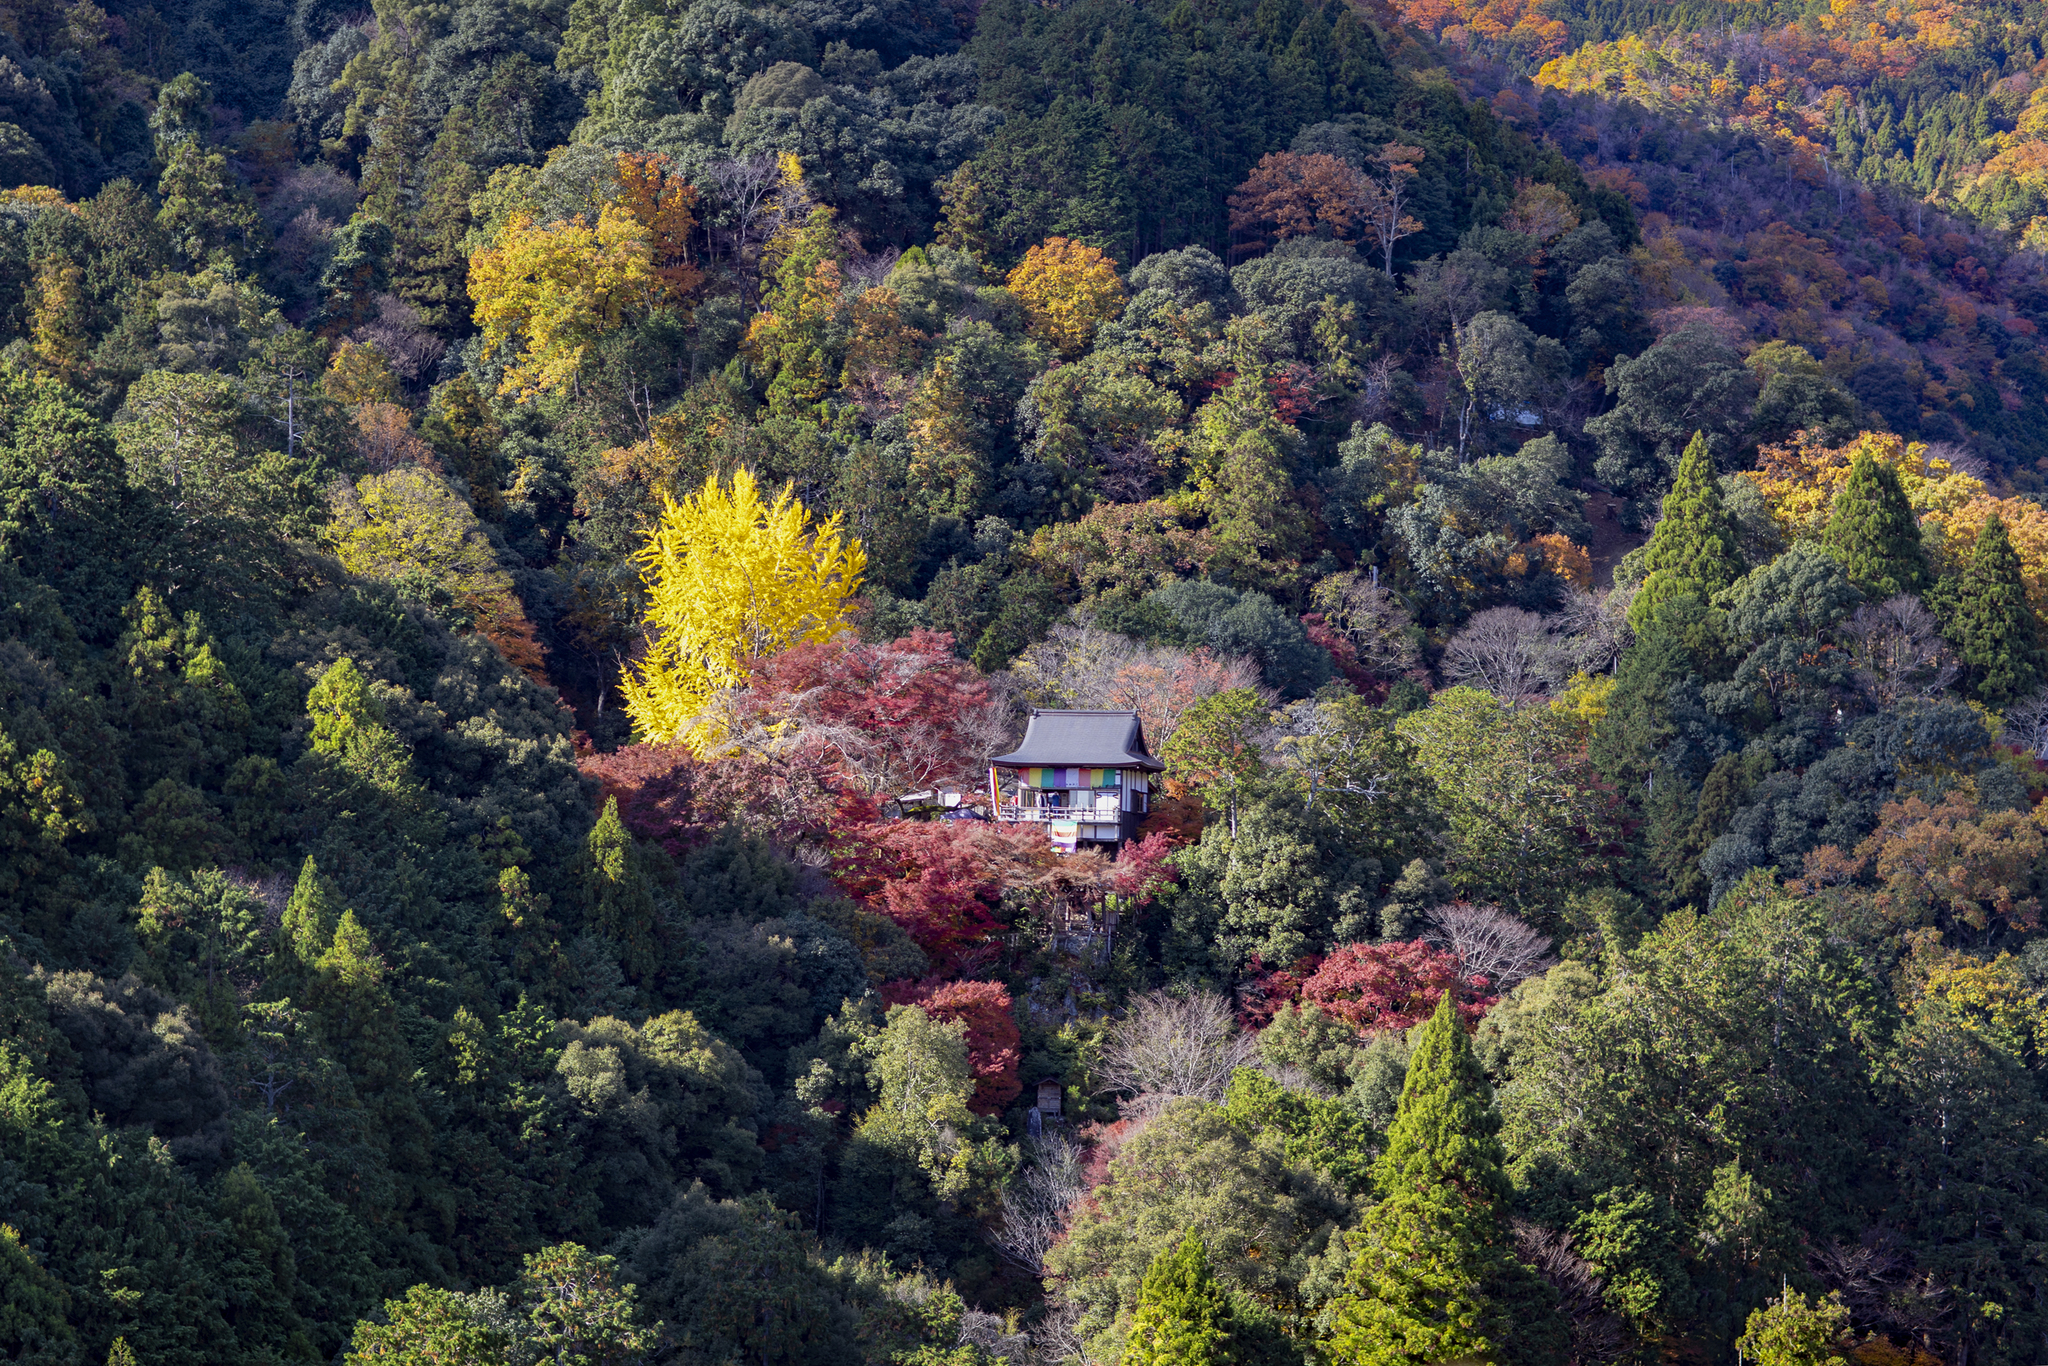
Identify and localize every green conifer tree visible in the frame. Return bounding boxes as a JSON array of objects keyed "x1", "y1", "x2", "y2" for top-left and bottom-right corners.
[
  {"x1": 1736, "y1": 1288, "x2": 1850, "y2": 1366},
  {"x1": 1328, "y1": 994, "x2": 1565, "y2": 1366},
  {"x1": 584, "y1": 796, "x2": 660, "y2": 982},
  {"x1": 395, "y1": 109, "x2": 480, "y2": 332},
  {"x1": 1937, "y1": 514, "x2": 2046, "y2": 708},
  {"x1": 1126, "y1": 1232, "x2": 1241, "y2": 1366},
  {"x1": 1628, "y1": 432, "x2": 1745, "y2": 631},
  {"x1": 281, "y1": 855, "x2": 342, "y2": 965},
  {"x1": 1821, "y1": 451, "x2": 1927, "y2": 597},
  {"x1": 317, "y1": 910, "x2": 383, "y2": 987},
  {"x1": 306, "y1": 657, "x2": 425, "y2": 808}
]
